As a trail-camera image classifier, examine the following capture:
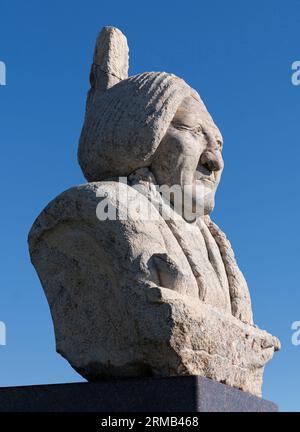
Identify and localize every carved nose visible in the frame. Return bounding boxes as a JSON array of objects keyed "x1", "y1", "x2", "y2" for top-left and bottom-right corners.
[{"x1": 200, "y1": 150, "x2": 223, "y2": 172}]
